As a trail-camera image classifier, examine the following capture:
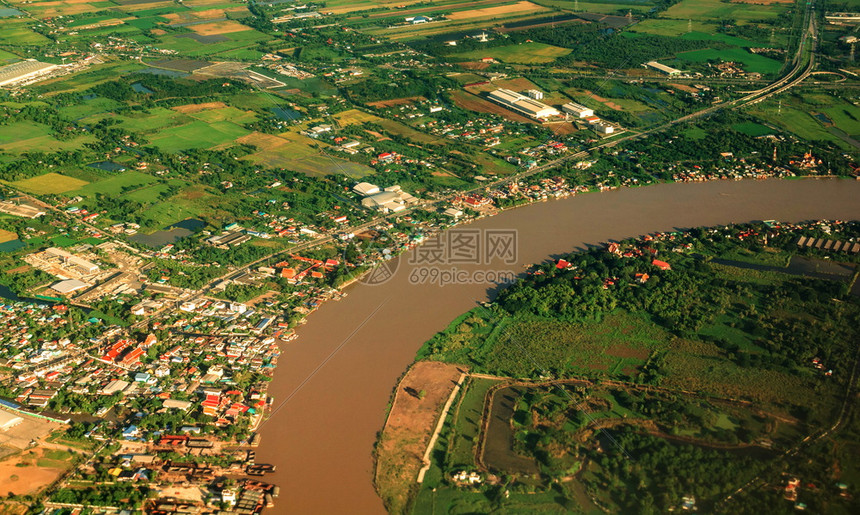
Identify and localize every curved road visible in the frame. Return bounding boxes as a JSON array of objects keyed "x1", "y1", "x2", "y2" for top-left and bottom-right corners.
[{"x1": 256, "y1": 178, "x2": 860, "y2": 514}]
